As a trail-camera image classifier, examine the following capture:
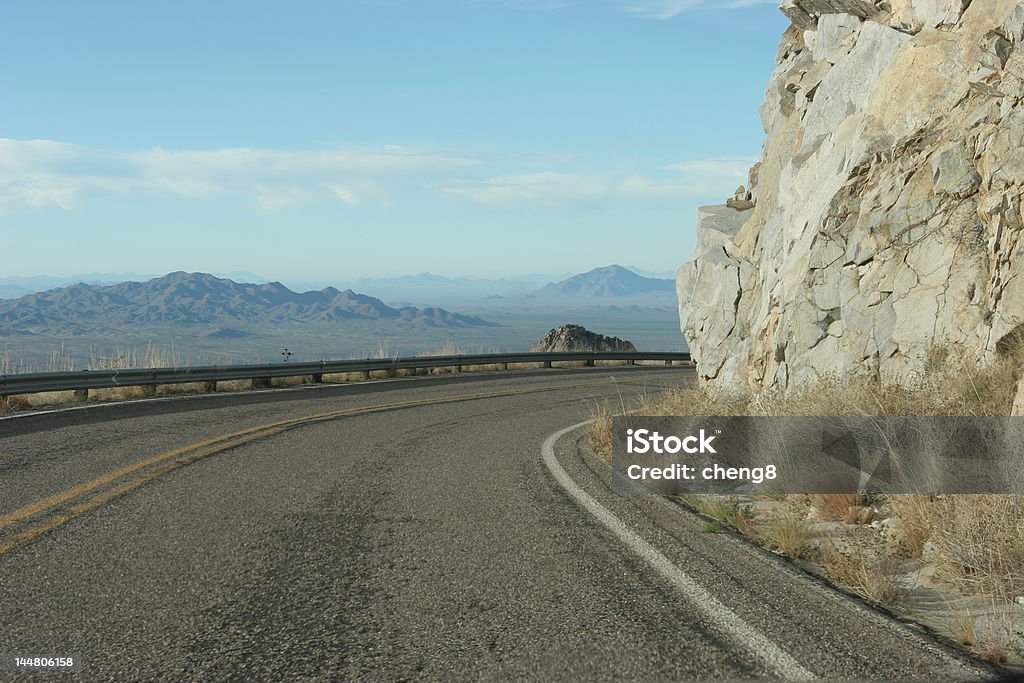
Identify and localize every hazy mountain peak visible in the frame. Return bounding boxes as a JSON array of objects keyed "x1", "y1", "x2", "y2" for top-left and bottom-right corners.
[{"x1": 534, "y1": 265, "x2": 675, "y2": 298}]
